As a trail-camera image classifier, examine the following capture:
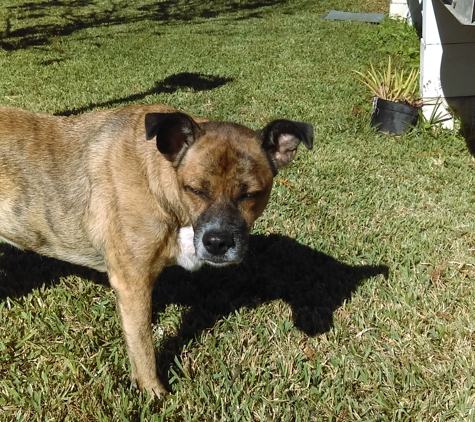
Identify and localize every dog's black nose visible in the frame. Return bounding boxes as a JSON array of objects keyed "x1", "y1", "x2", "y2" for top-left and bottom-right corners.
[{"x1": 202, "y1": 230, "x2": 235, "y2": 255}]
